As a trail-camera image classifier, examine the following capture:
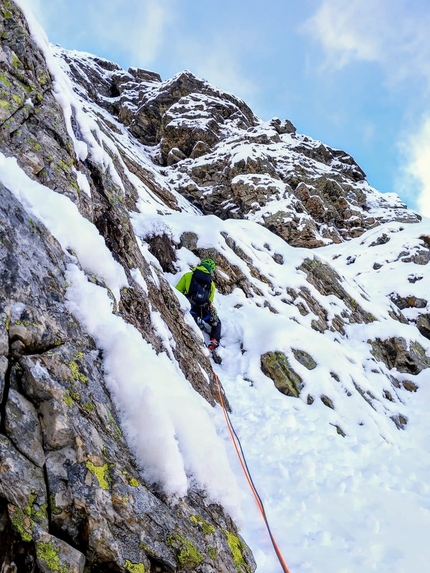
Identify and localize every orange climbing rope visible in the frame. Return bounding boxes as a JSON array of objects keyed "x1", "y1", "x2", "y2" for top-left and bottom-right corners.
[{"x1": 213, "y1": 372, "x2": 292, "y2": 573}]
